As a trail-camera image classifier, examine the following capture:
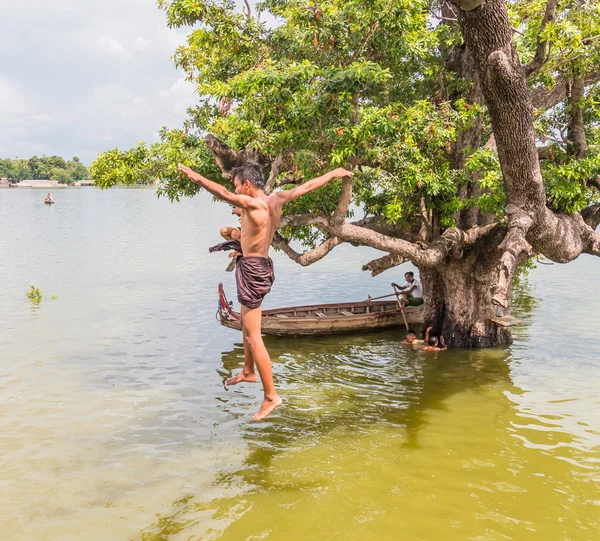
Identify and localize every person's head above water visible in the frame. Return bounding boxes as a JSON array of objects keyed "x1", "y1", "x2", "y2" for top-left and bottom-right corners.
[
  {"x1": 232, "y1": 162, "x2": 265, "y2": 195},
  {"x1": 405, "y1": 271, "x2": 415, "y2": 283},
  {"x1": 428, "y1": 335, "x2": 439, "y2": 347},
  {"x1": 405, "y1": 329, "x2": 417, "y2": 343}
]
